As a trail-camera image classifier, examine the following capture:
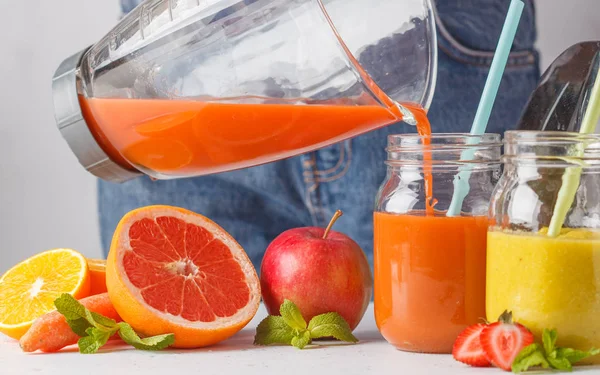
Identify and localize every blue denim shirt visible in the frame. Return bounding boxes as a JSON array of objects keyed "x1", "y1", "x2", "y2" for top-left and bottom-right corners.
[{"x1": 101, "y1": 0, "x2": 540, "y2": 271}]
